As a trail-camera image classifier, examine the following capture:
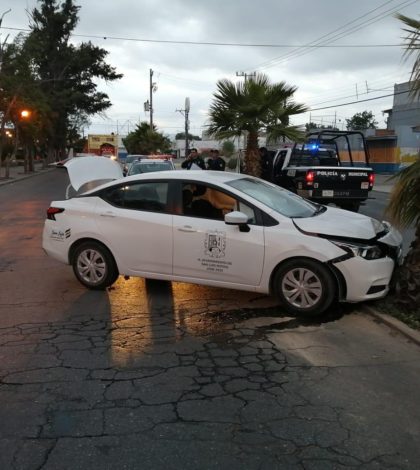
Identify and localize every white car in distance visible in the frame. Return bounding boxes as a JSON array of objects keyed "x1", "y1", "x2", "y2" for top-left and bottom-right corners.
[
  {"x1": 42, "y1": 157, "x2": 402, "y2": 316},
  {"x1": 127, "y1": 158, "x2": 175, "y2": 175}
]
